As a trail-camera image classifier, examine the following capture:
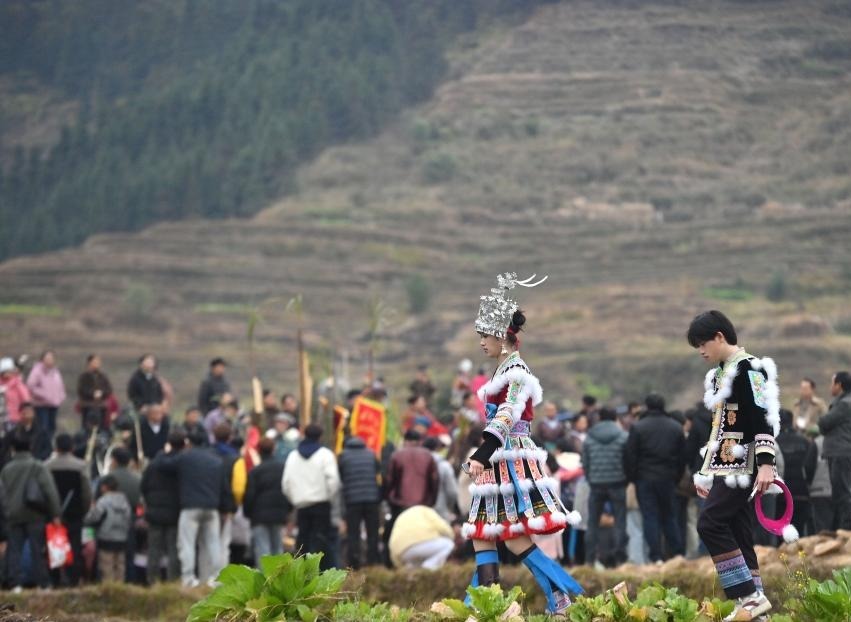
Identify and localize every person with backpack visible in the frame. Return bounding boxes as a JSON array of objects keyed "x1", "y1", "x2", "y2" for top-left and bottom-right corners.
[
  {"x1": 0, "y1": 428, "x2": 62, "y2": 591},
  {"x1": 85, "y1": 475, "x2": 132, "y2": 583}
]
